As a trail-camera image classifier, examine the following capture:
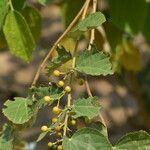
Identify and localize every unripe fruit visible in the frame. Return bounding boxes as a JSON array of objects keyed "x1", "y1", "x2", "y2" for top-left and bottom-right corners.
[
  {"x1": 84, "y1": 117, "x2": 92, "y2": 124},
  {"x1": 52, "y1": 118, "x2": 58, "y2": 123},
  {"x1": 70, "y1": 119, "x2": 76, "y2": 125},
  {"x1": 77, "y1": 78, "x2": 84, "y2": 85},
  {"x1": 55, "y1": 125, "x2": 61, "y2": 131},
  {"x1": 52, "y1": 106, "x2": 61, "y2": 115},
  {"x1": 57, "y1": 132, "x2": 62, "y2": 137},
  {"x1": 48, "y1": 142, "x2": 53, "y2": 147},
  {"x1": 41, "y1": 126, "x2": 48, "y2": 132},
  {"x1": 53, "y1": 70, "x2": 60, "y2": 76},
  {"x1": 58, "y1": 80, "x2": 64, "y2": 87},
  {"x1": 43, "y1": 96, "x2": 51, "y2": 102},
  {"x1": 65, "y1": 86, "x2": 71, "y2": 93},
  {"x1": 57, "y1": 145, "x2": 63, "y2": 150}
]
